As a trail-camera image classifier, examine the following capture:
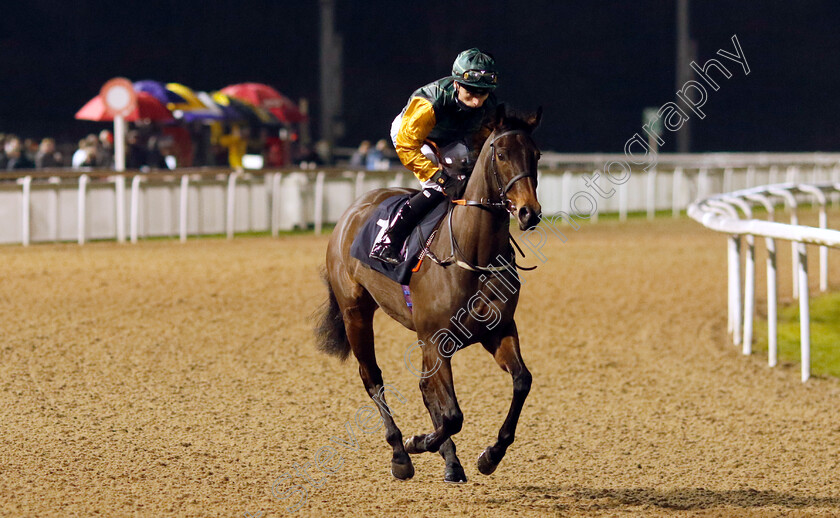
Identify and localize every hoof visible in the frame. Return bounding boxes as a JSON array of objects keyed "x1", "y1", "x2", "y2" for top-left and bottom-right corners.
[
  {"x1": 476, "y1": 448, "x2": 499, "y2": 476},
  {"x1": 390, "y1": 458, "x2": 415, "y2": 480},
  {"x1": 444, "y1": 464, "x2": 467, "y2": 483},
  {"x1": 404, "y1": 436, "x2": 423, "y2": 455}
]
